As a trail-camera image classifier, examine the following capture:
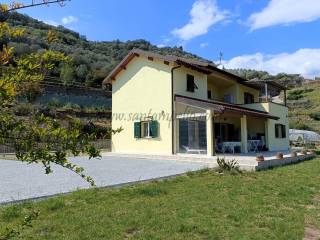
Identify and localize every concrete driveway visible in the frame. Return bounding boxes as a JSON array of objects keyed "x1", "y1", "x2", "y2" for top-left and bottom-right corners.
[{"x1": 0, "y1": 156, "x2": 206, "y2": 204}]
